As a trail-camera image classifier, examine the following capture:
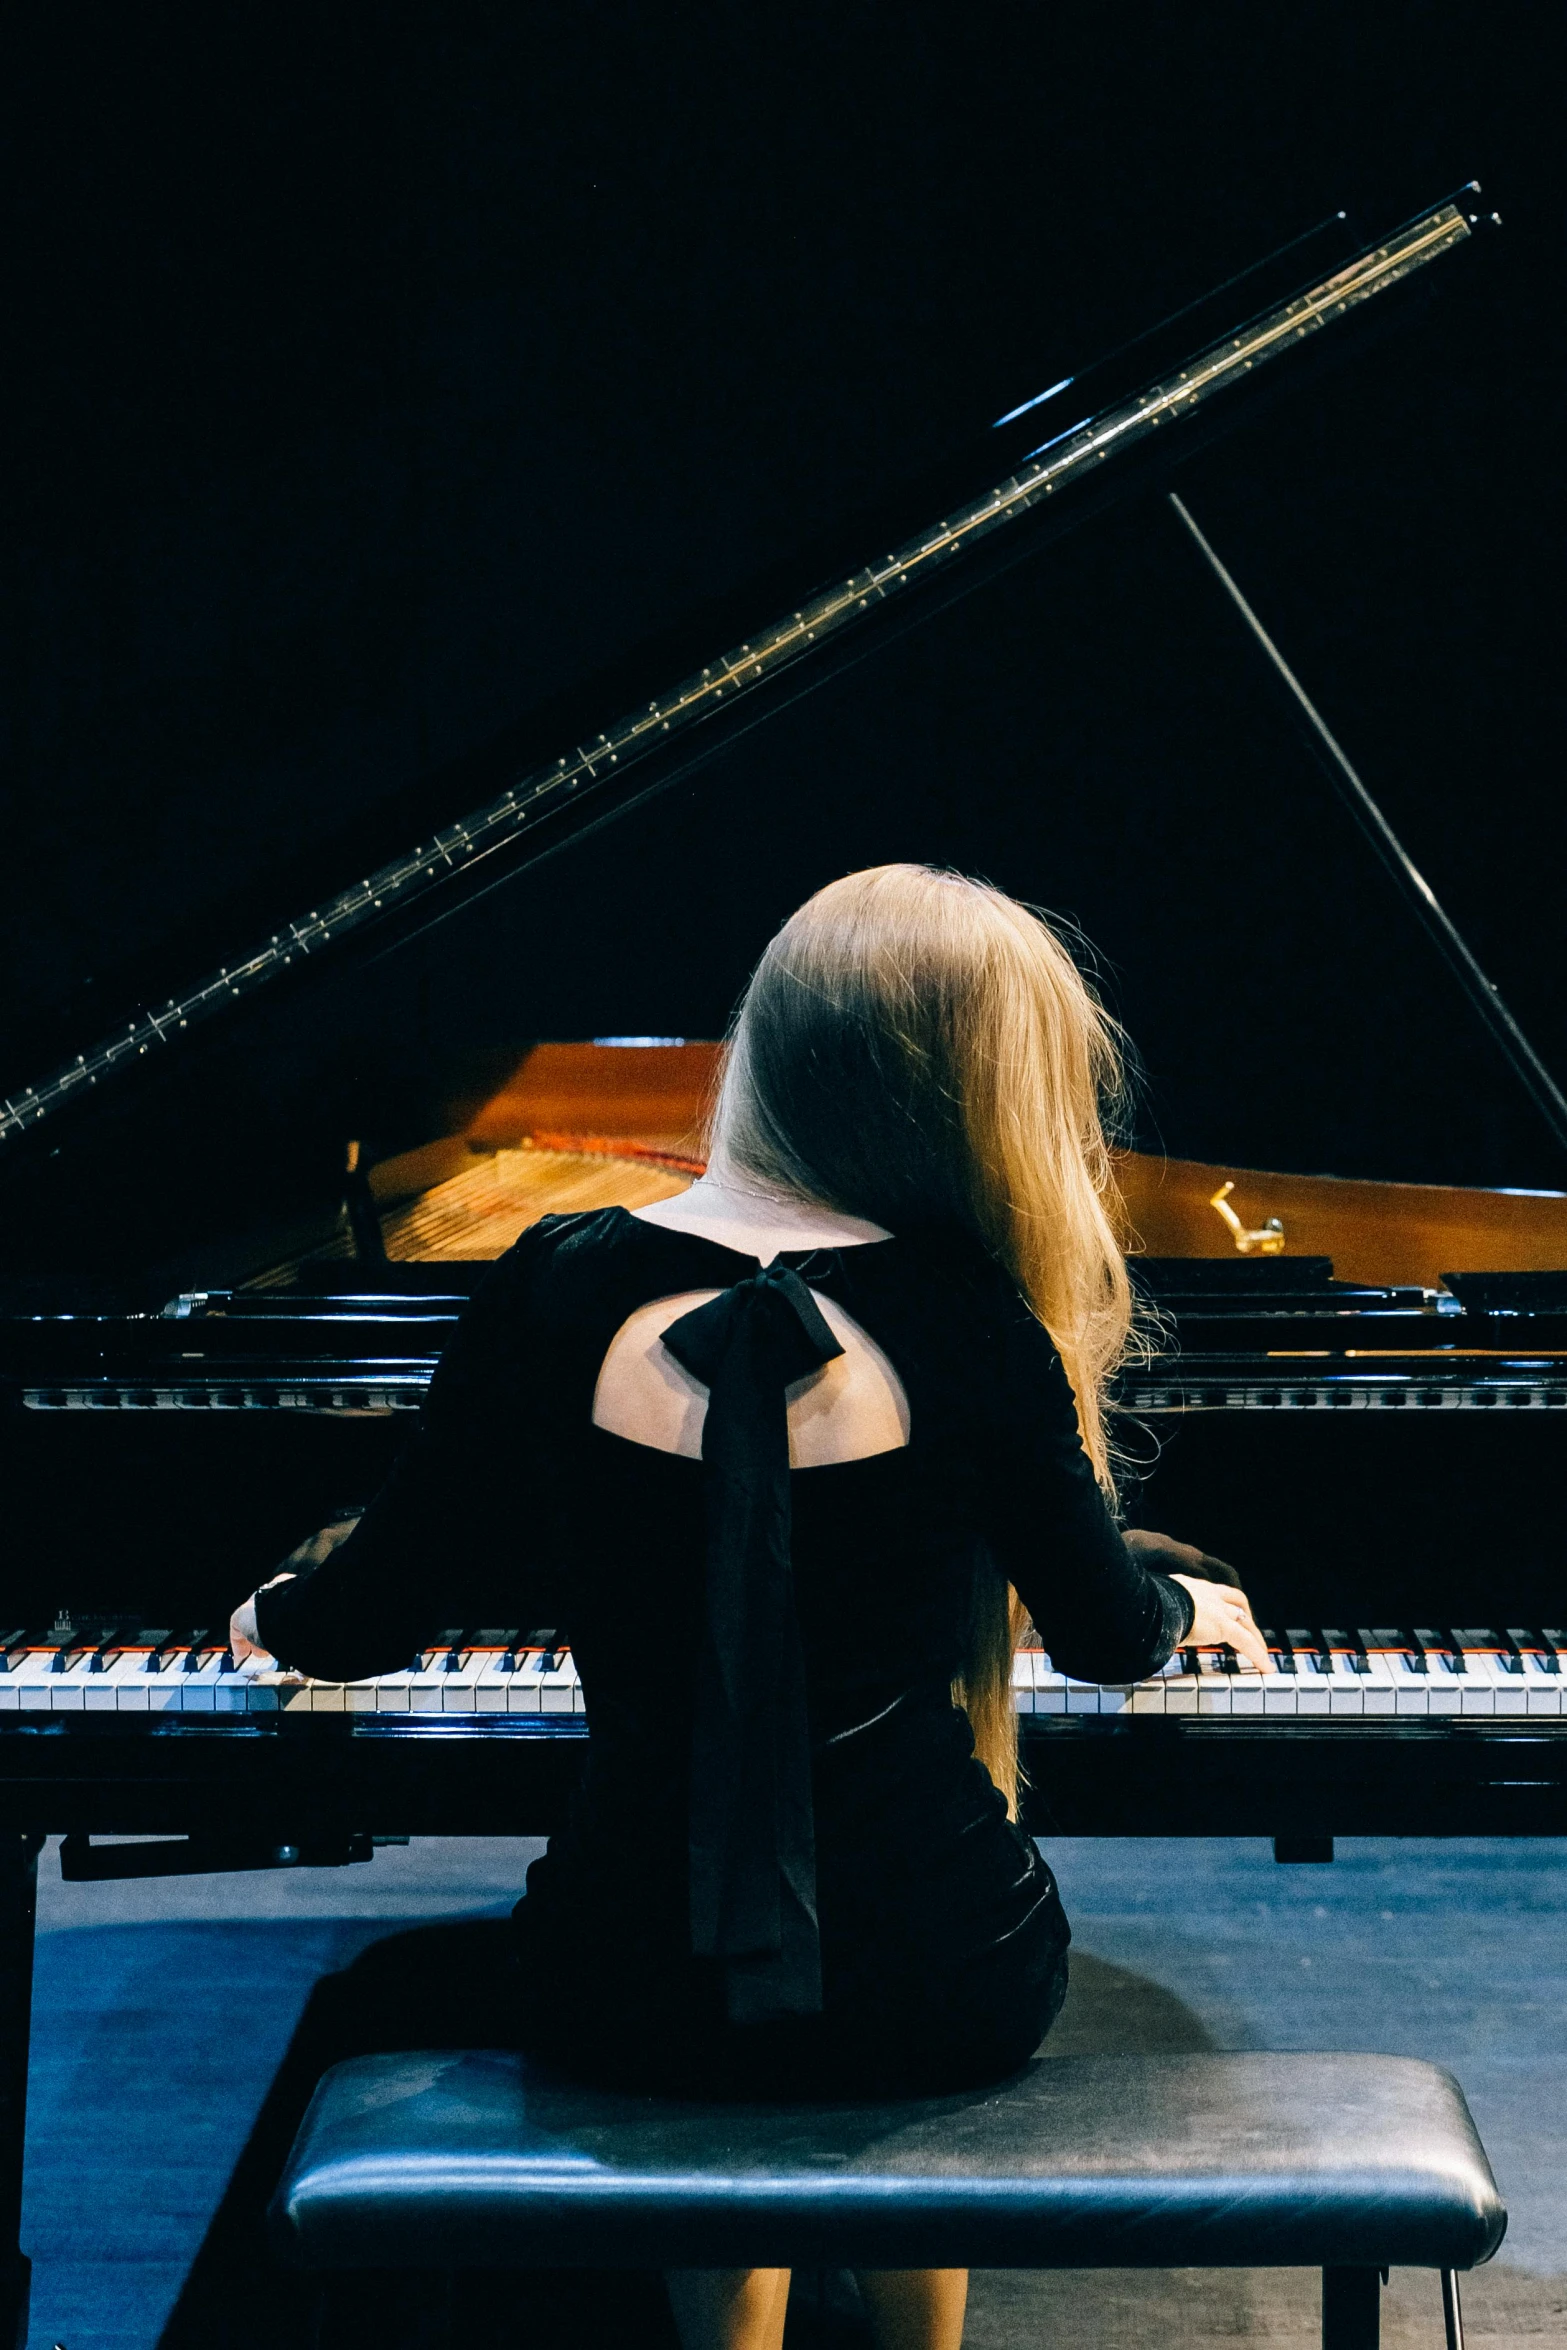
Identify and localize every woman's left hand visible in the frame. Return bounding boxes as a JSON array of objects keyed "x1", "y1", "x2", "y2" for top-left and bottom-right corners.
[
  {"x1": 229, "y1": 1514, "x2": 362, "y2": 1666},
  {"x1": 229, "y1": 1573, "x2": 295, "y2": 1666}
]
